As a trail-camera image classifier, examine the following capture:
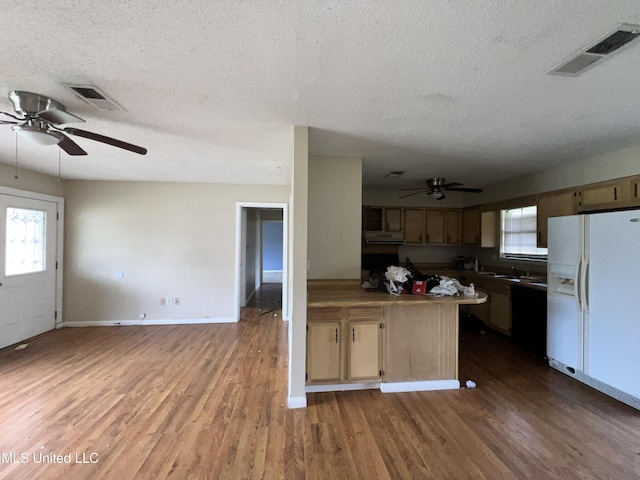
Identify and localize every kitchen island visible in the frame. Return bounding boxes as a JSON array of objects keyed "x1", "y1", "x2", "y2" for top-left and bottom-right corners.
[{"x1": 306, "y1": 280, "x2": 487, "y2": 393}]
